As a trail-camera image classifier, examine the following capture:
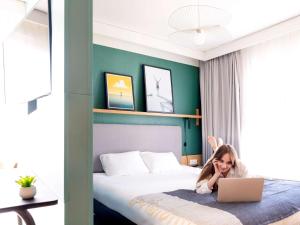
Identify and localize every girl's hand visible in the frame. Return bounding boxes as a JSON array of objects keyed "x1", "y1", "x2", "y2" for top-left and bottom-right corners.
[
  {"x1": 212, "y1": 159, "x2": 221, "y2": 176},
  {"x1": 207, "y1": 159, "x2": 222, "y2": 190}
]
